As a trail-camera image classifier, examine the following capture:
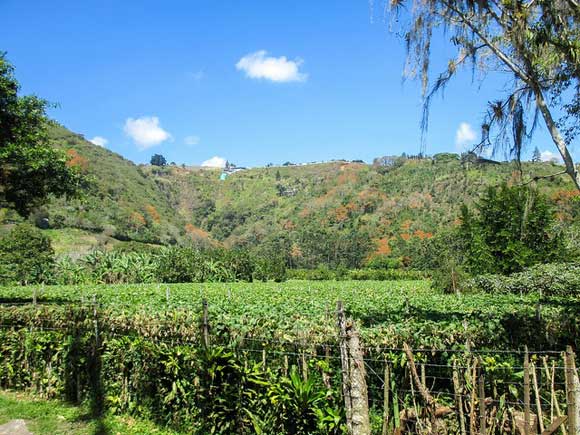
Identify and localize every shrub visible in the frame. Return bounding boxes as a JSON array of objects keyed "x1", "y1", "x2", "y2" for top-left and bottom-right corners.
[
  {"x1": 347, "y1": 268, "x2": 425, "y2": 281},
  {"x1": 287, "y1": 267, "x2": 337, "y2": 281},
  {"x1": 156, "y1": 247, "x2": 210, "y2": 283},
  {"x1": 364, "y1": 255, "x2": 403, "y2": 270},
  {"x1": 429, "y1": 263, "x2": 469, "y2": 294},
  {"x1": 253, "y1": 255, "x2": 287, "y2": 282},
  {"x1": 0, "y1": 224, "x2": 54, "y2": 284},
  {"x1": 467, "y1": 262, "x2": 580, "y2": 296}
]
